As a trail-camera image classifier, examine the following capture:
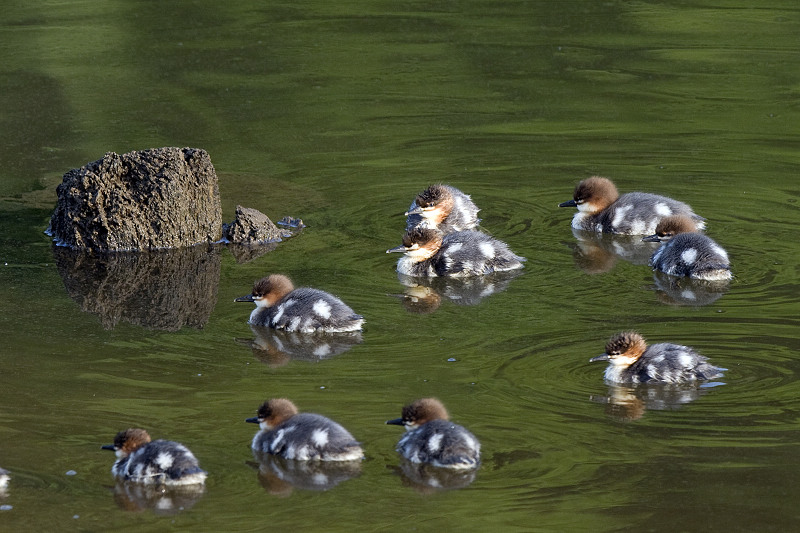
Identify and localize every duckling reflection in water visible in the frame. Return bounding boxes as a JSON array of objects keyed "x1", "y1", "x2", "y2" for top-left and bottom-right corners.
[
  {"x1": 590, "y1": 331, "x2": 725, "y2": 384},
  {"x1": 566, "y1": 227, "x2": 660, "y2": 274},
  {"x1": 238, "y1": 324, "x2": 362, "y2": 367},
  {"x1": 110, "y1": 481, "x2": 205, "y2": 514},
  {"x1": 405, "y1": 184, "x2": 480, "y2": 234},
  {"x1": 559, "y1": 176, "x2": 705, "y2": 235},
  {"x1": 249, "y1": 452, "x2": 362, "y2": 495},
  {"x1": 643, "y1": 215, "x2": 732, "y2": 281},
  {"x1": 387, "y1": 228, "x2": 524, "y2": 277},
  {"x1": 650, "y1": 271, "x2": 728, "y2": 307},
  {"x1": 591, "y1": 383, "x2": 719, "y2": 422},
  {"x1": 391, "y1": 459, "x2": 478, "y2": 493},
  {"x1": 235, "y1": 274, "x2": 364, "y2": 333},
  {"x1": 393, "y1": 269, "x2": 524, "y2": 313}
]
